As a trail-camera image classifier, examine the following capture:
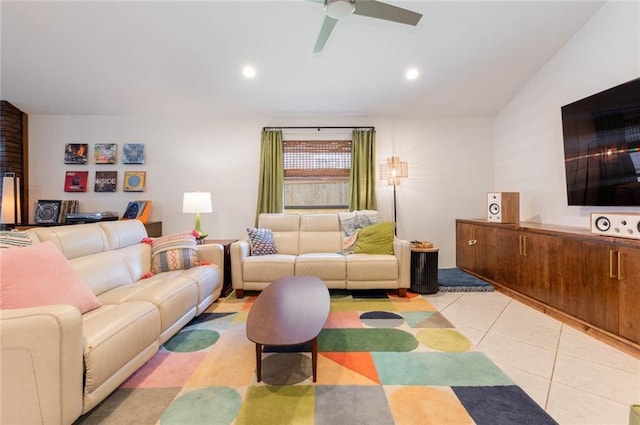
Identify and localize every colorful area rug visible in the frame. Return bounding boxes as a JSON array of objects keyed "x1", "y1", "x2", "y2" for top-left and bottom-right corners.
[
  {"x1": 75, "y1": 290, "x2": 555, "y2": 425},
  {"x1": 438, "y1": 268, "x2": 495, "y2": 292}
]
